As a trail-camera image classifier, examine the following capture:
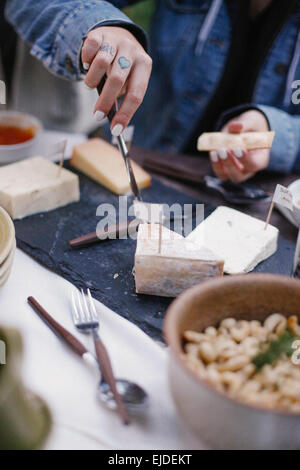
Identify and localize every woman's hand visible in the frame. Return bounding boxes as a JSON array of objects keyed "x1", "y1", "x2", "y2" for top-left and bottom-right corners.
[
  {"x1": 82, "y1": 26, "x2": 152, "y2": 136},
  {"x1": 209, "y1": 110, "x2": 270, "y2": 182}
]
